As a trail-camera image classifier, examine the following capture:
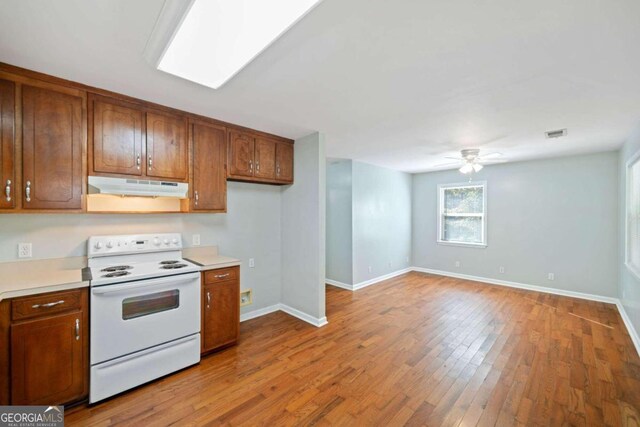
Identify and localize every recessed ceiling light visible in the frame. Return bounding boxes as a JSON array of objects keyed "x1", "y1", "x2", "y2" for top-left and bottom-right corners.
[
  {"x1": 157, "y1": 0, "x2": 323, "y2": 89},
  {"x1": 545, "y1": 128, "x2": 568, "y2": 139}
]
